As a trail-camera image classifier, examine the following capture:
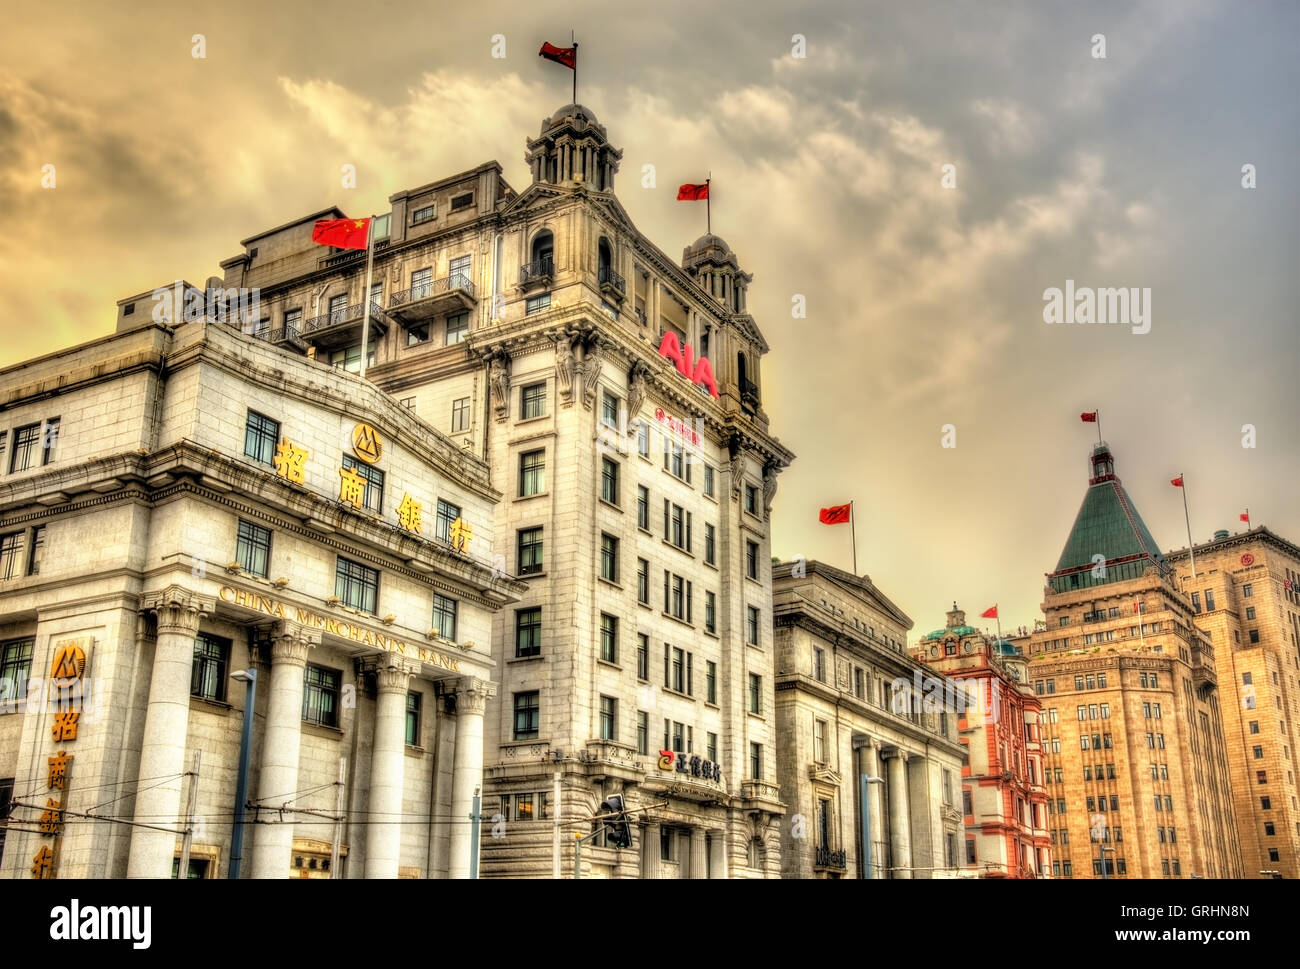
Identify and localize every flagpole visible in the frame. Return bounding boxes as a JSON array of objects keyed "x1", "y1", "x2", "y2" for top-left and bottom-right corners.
[
  {"x1": 1180, "y1": 472, "x2": 1197, "y2": 580},
  {"x1": 359, "y1": 215, "x2": 375, "y2": 380},
  {"x1": 1095, "y1": 409, "x2": 1102, "y2": 445},
  {"x1": 706, "y1": 174, "x2": 712, "y2": 235},
  {"x1": 850, "y1": 500, "x2": 858, "y2": 576},
  {"x1": 571, "y1": 31, "x2": 578, "y2": 104}
]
